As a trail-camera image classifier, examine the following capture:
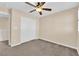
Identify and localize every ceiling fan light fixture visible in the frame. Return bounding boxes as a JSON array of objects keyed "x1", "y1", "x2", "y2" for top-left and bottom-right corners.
[{"x1": 36, "y1": 7, "x2": 42, "y2": 12}]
